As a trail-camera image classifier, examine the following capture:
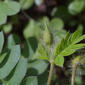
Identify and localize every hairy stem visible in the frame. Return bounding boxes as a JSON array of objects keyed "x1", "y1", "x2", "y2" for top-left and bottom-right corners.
[
  {"x1": 71, "y1": 63, "x2": 78, "y2": 85},
  {"x1": 47, "y1": 60, "x2": 54, "y2": 85}
]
